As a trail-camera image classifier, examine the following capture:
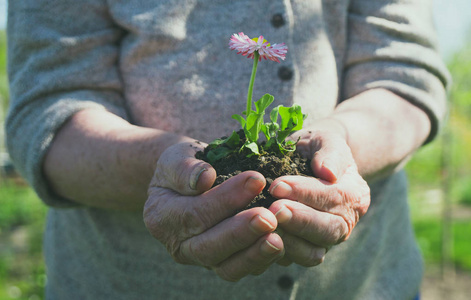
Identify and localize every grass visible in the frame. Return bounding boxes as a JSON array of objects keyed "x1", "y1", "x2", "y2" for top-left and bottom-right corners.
[
  {"x1": 0, "y1": 183, "x2": 46, "y2": 229},
  {"x1": 413, "y1": 218, "x2": 471, "y2": 270},
  {"x1": 0, "y1": 180, "x2": 47, "y2": 300},
  {"x1": 407, "y1": 138, "x2": 471, "y2": 272},
  {"x1": 453, "y1": 221, "x2": 471, "y2": 270}
]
